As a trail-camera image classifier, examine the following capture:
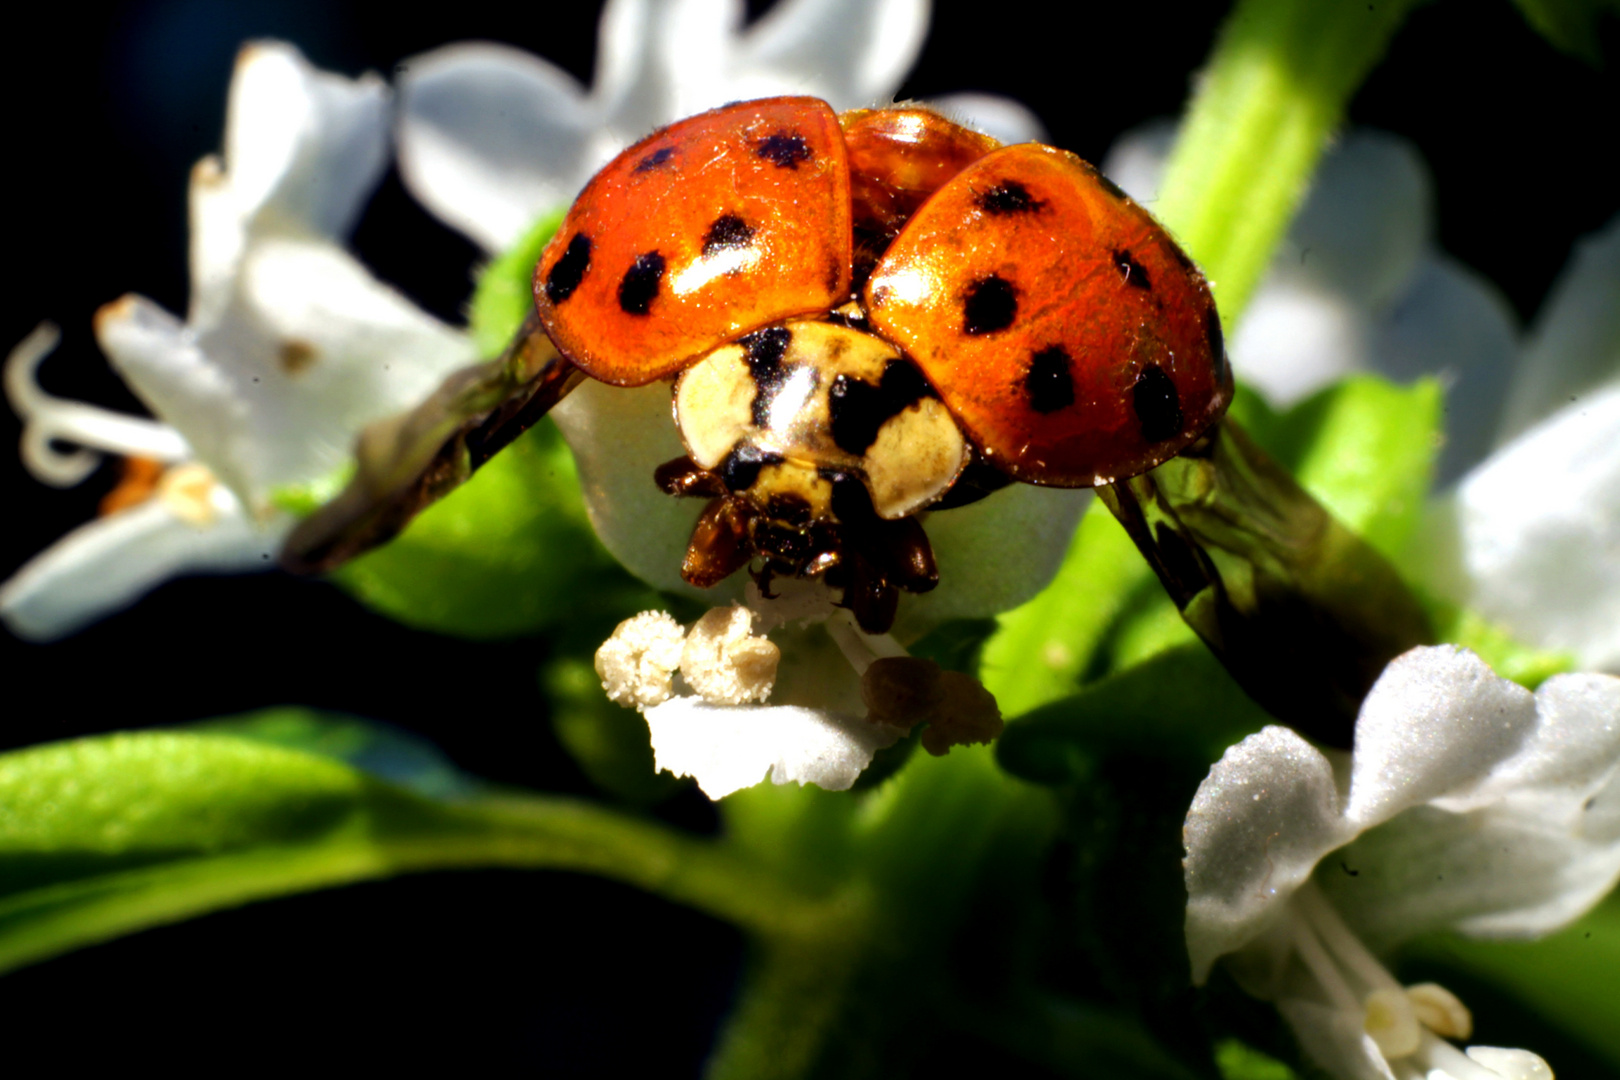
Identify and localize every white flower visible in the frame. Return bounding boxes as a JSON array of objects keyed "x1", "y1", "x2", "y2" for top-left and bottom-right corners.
[
  {"x1": 394, "y1": 0, "x2": 1045, "y2": 255},
  {"x1": 595, "y1": 580, "x2": 1010, "y2": 800},
  {"x1": 1432, "y1": 219, "x2": 1620, "y2": 672},
  {"x1": 1106, "y1": 128, "x2": 1620, "y2": 671},
  {"x1": 1184, "y1": 644, "x2": 1620, "y2": 1080},
  {"x1": 2, "y1": 43, "x2": 477, "y2": 641}
]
